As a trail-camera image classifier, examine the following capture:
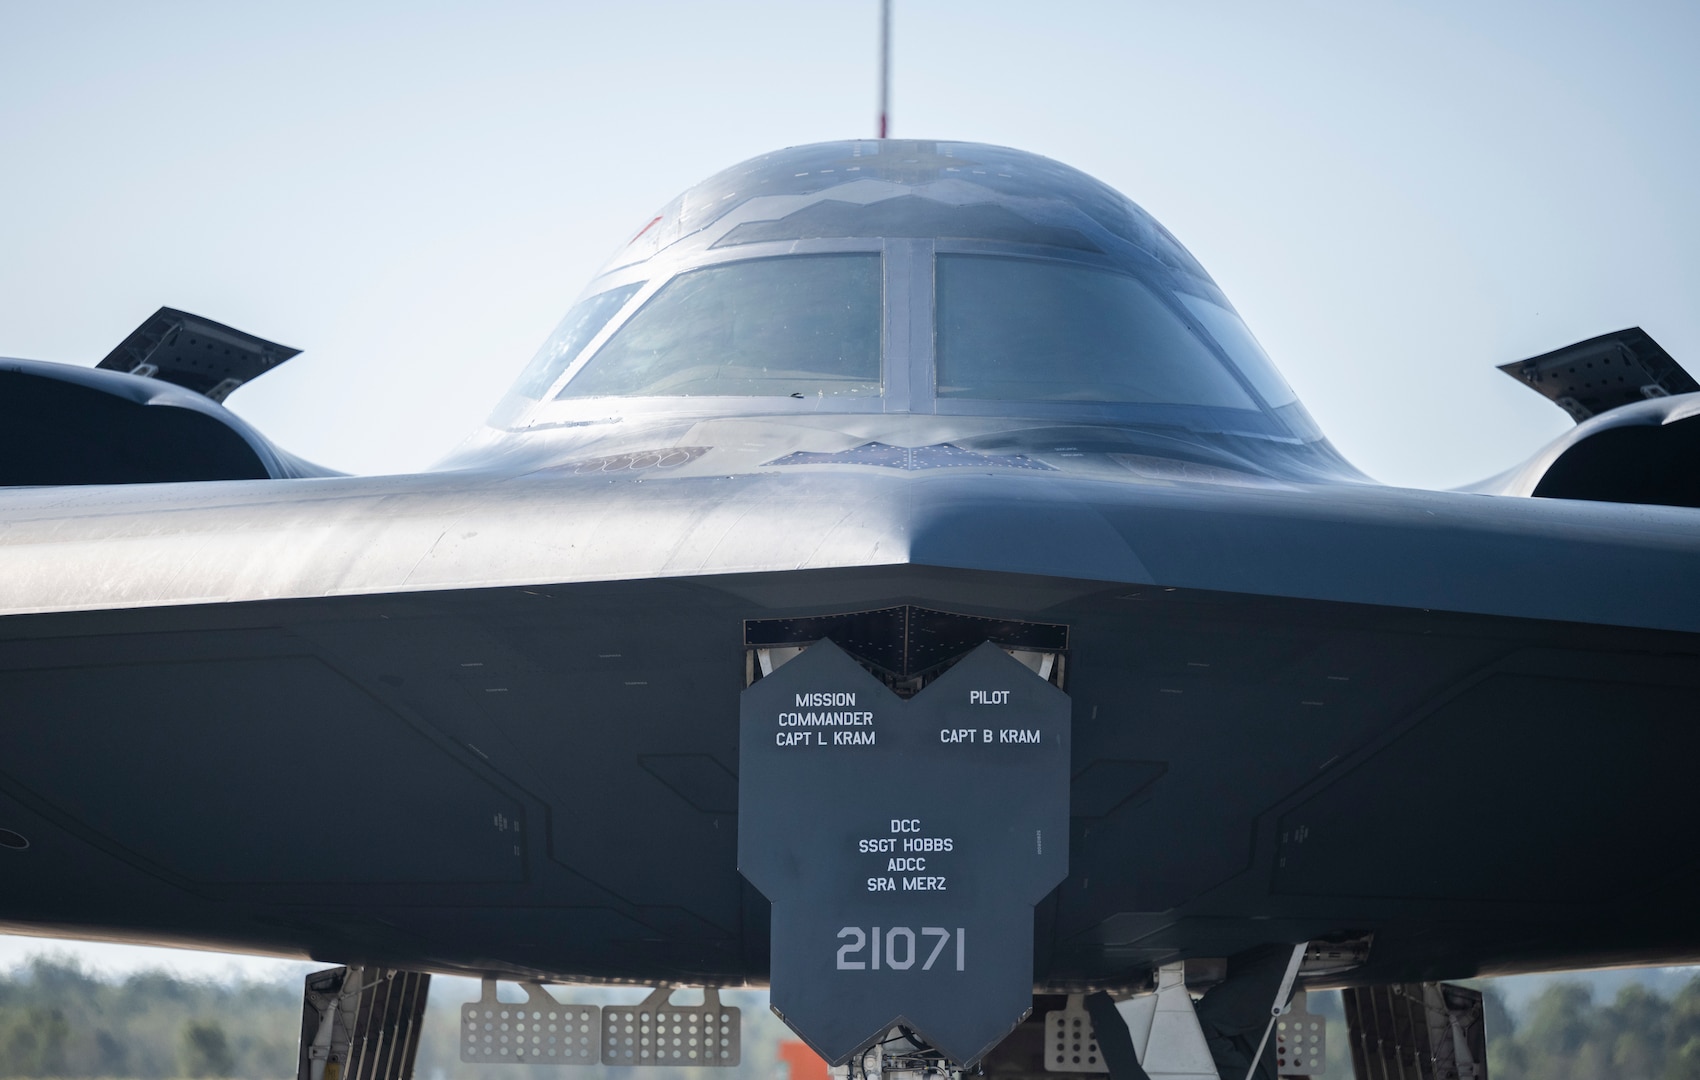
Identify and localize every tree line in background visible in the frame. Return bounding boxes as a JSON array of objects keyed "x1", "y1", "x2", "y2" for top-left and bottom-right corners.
[
  {"x1": 0, "y1": 957, "x2": 785, "y2": 1080},
  {"x1": 4, "y1": 955, "x2": 1700, "y2": 1079},
  {"x1": 1485, "y1": 978, "x2": 1700, "y2": 1080},
  {"x1": 0, "y1": 958, "x2": 297, "y2": 1078}
]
